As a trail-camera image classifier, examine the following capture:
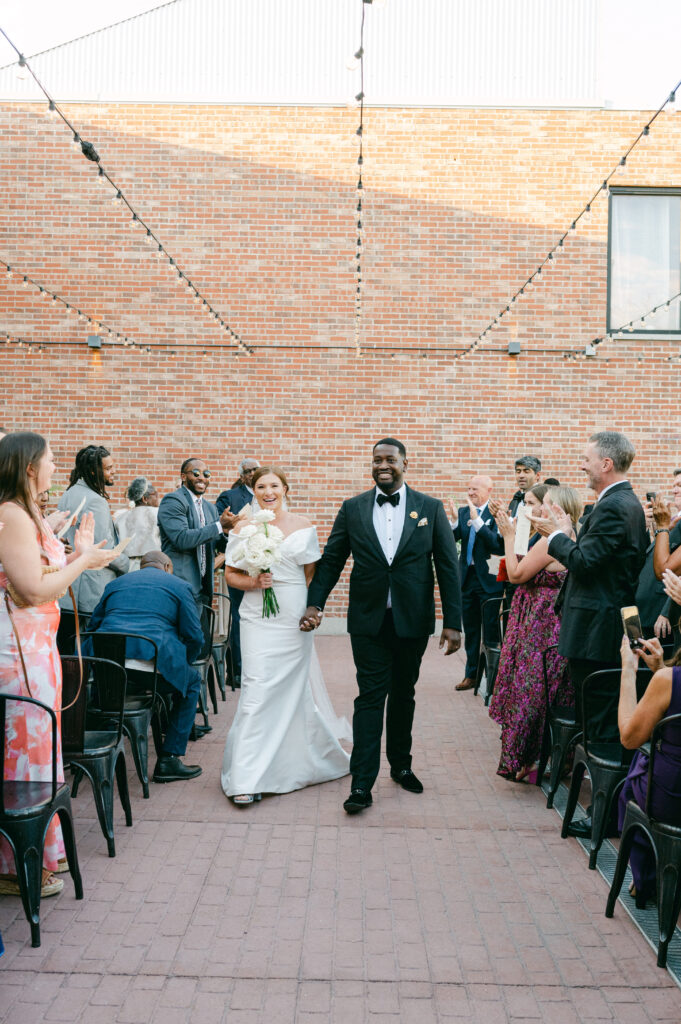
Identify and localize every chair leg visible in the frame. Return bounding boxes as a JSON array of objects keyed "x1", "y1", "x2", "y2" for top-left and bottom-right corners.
[
  {"x1": 70, "y1": 765, "x2": 84, "y2": 798},
  {"x1": 561, "y1": 760, "x2": 586, "y2": 839},
  {"x1": 536, "y1": 719, "x2": 551, "y2": 790},
  {"x1": 547, "y1": 728, "x2": 580, "y2": 810},
  {"x1": 606, "y1": 822, "x2": 639, "y2": 917},
  {"x1": 213, "y1": 648, "x2": 226, "y2": 700},
  {"x1": 207, "y1": 661, "x2": 219, "y2": 716},
  {"x1": 123, "y1": 719, "x2": 150, "y2": 798},
  {"x1": 12, "y1": 833, "x2": 43, "y2": 948},
  {"x1": 54, "y1": 806, "x2": 83, "y2": 899},
  {"x1": 588, "y1": 770, "x2": 624, "y2": 870},
  {"x1": 484, "y1": 655, "x2": 499, "y2": 708},
  {"x1": 115, "y1": 751, "x2": 133, "y2": 828},
  {"x1": 150, "y1": 707, "x2": 164, "y2": 758},
  {"x1": 473, "y1": 652, "x2": 485, "y2": 697},
  {"x1": 197, "y1": 673, "x2": 210, "y2": 728},
  {"x1": 655, "y1": 842, "x2": 681, "y2": 968},
  {"x1": 78, "y1": 757, "x2": 117, "y2": 857}
]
